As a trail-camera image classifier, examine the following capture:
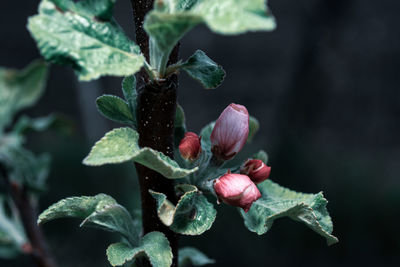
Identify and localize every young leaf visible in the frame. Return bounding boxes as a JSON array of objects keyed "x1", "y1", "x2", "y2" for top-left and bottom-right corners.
[
  {"x1": 150, "y1": 184, "x2": 217, "y2": 235},
  {"x1": 106, "y1": 232, "x2": 172, "y2": 267},
  {"x1": 199, "y1": 122, "x2": 215, "y2": 152},
  {"x1": 181, "y1": 50, "x2": 225, "y2": 89},
  {"x1": 96, "y1": 95, "x2": 135, "y2": 125},
  {"x1": 0, "y1": 146, "x2": 51, "y2": 192},
  {"x1": 121, "y1": 75, "x2": 137, "y2": 113},
  {"x1": 174, "y1": 104, "x2": 186, "y2": 147},
  {"x1": 38, "y1": 194, "x2": 139, "y2": 245},
  {"x1": 0, "y1": 60, "x2": 48, "y2": 130},
  {"x1": 145, "y1": 12, "x2": 202, "y2": 73},
  {"x1": 83, "y1": 127, "x2": 197, "y2": 178},
  {"x1": 28, "y1": 0, "x2": 144, "y2": 81},
  {"x1": 144, "y1": 0, "x2": 275, "y2": 73},
  {"x1": 179, "y1": 247, "x2": 215, "y2": 267},
  {"x1": 240, "y1": 180, "x2": 339, "y2": 245},
  {"x1": 247, "y1": 116, "x2": 260, "y2": 143},
  {"x1": 12, "y1": 114, "x2": 72, "y2": 135}
]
